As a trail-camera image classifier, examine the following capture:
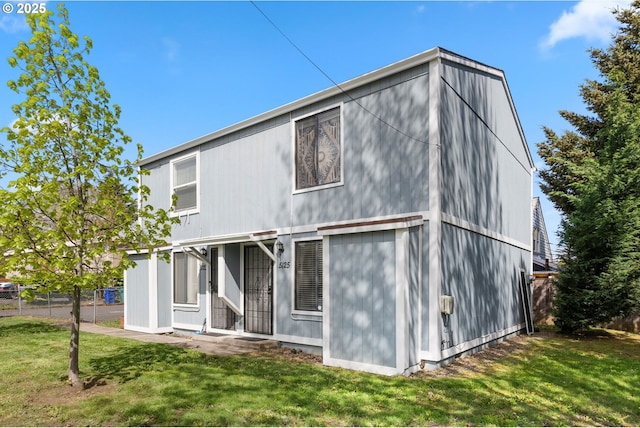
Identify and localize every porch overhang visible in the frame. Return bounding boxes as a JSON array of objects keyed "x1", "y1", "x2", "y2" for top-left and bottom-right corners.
[
  {"x1": 317, "y1": 215, "x2": 424, "y2": 236},
  {"x1": 176, "y1": 230, "x2": 279, "y2": 262}
]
